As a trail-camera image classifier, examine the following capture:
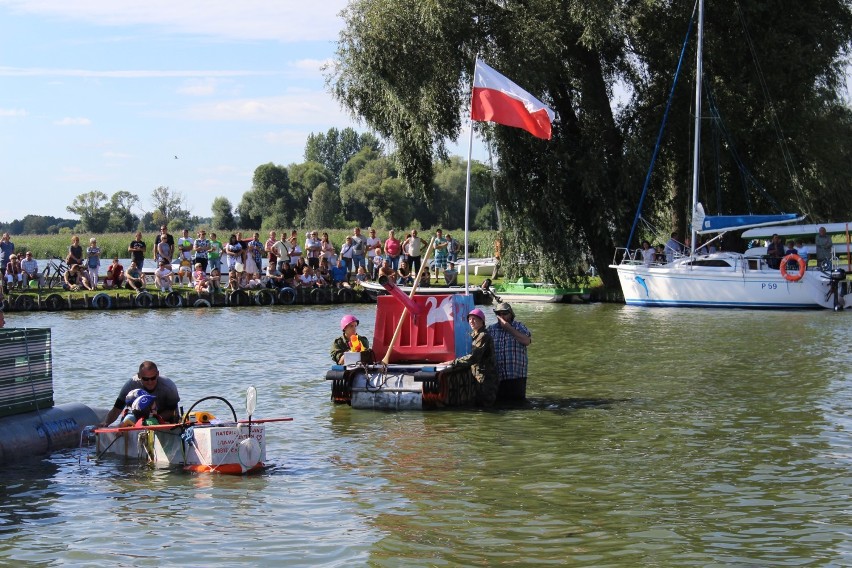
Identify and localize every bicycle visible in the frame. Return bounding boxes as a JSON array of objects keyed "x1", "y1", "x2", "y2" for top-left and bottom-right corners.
[{"x1": 42, "y1": 255, "x2": 69, "y2": 289}]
